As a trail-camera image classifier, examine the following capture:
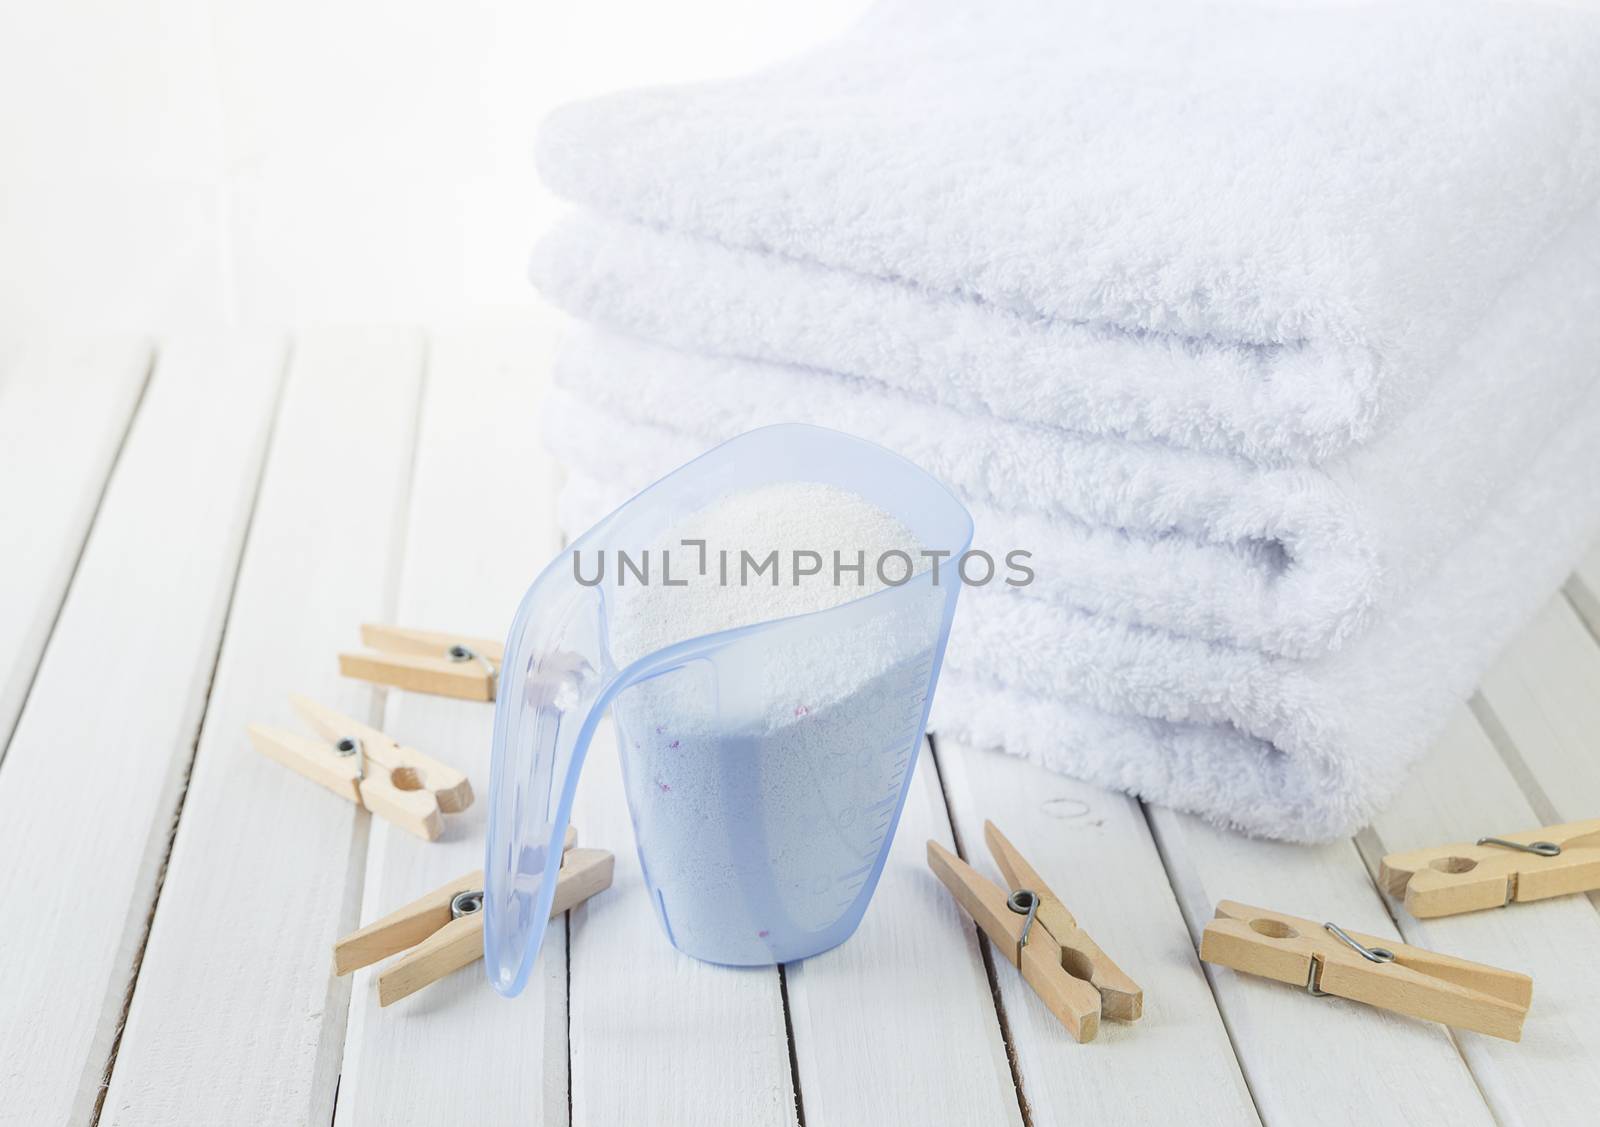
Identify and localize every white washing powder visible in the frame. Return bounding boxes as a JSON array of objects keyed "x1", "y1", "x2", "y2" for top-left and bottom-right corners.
[
  {"x1": 608, "y1": 481, "x2": 927, "y2": 666},
  {"x1": 601, "y1": 482, "x2": 948, "y2": 965}
]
